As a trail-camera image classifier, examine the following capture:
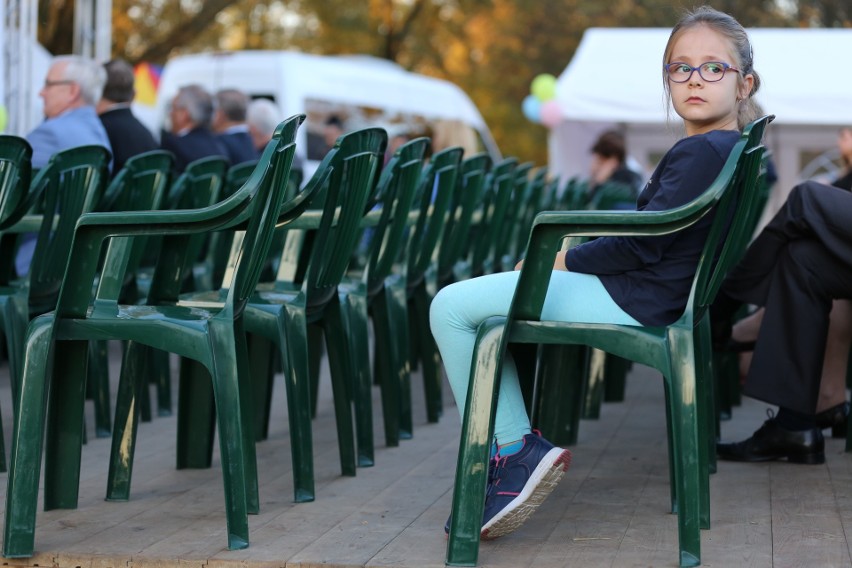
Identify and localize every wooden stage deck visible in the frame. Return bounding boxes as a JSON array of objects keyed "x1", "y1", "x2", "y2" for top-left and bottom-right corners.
[{"x1": 0, "y1": 345, "x2": 850, "y2": 568}]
